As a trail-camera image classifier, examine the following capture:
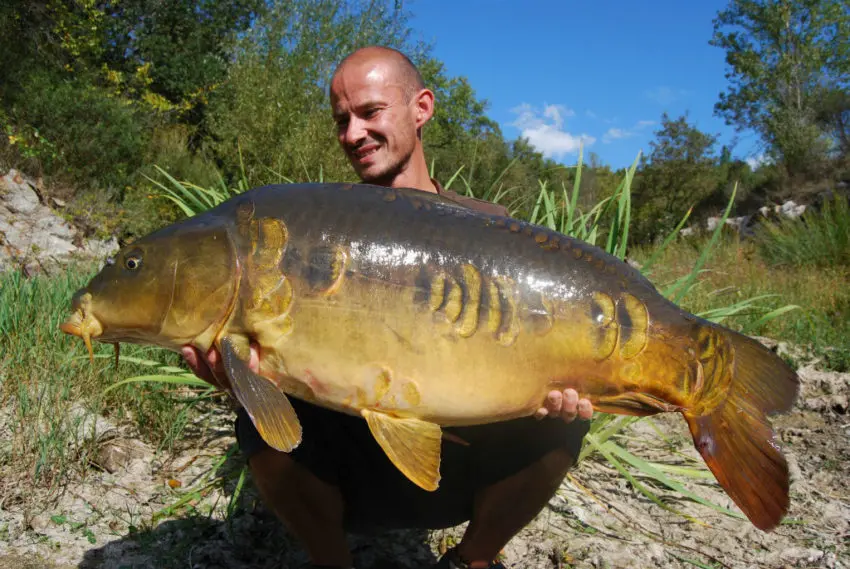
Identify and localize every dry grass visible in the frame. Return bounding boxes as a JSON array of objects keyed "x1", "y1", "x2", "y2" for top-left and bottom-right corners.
[{"x1": 632, "y1": 232, "x2": 850, "y2": 369}]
